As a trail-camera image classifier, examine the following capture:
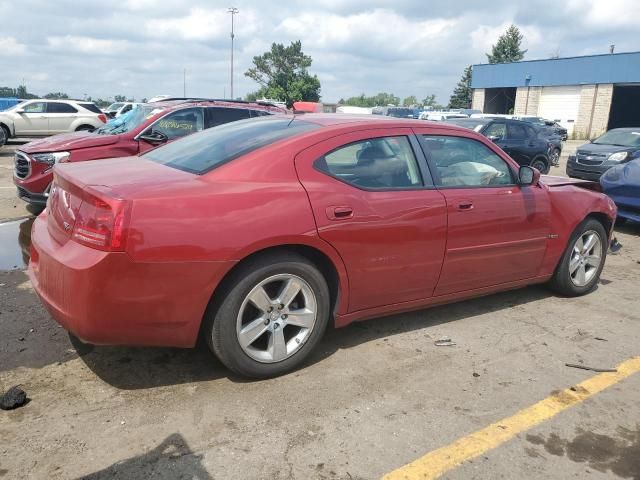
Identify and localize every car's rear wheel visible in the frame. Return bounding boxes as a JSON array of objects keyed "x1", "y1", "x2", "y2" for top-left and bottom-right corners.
[
  {"x1": 75, "y1": 125, "x2": 94, "y2": 132},
  {"x1": 531, "y1": 157, "x2": 549, "y2": 174},
  {"x1": 549, "y1": 218, "x2": 607, "y2": 296},
  {"x1": 550, "y1": 148, "x2": 561, "y2": 166},
  {"x1": 206, "y1": 252, "x2": 330, "y2": 378}
]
